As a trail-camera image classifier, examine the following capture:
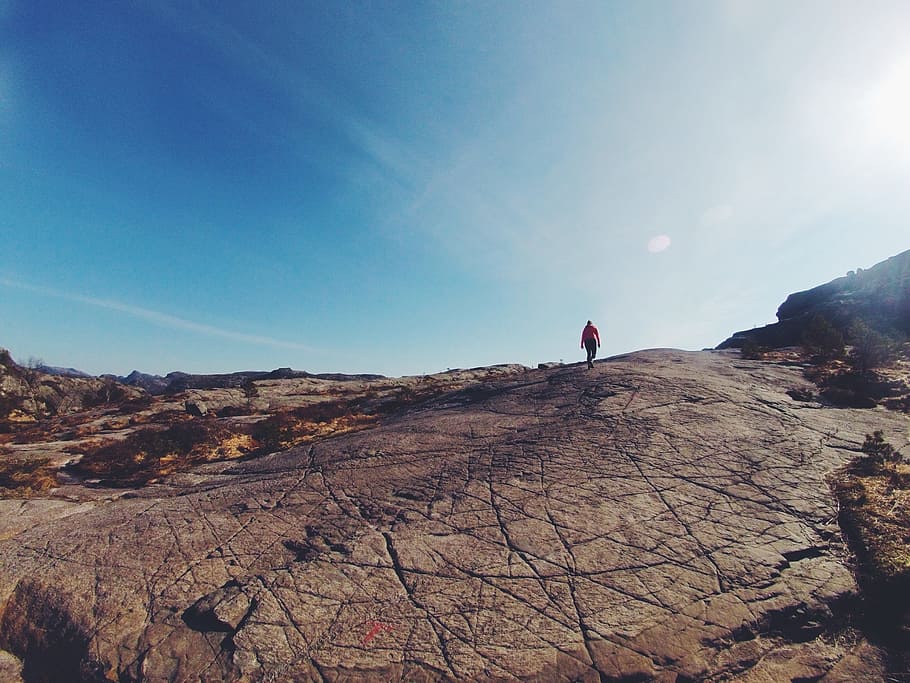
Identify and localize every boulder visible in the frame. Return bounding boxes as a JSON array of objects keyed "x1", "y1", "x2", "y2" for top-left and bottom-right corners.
[{"x1": 184, "y1": 400, "x2": 208, "y2": 417}]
